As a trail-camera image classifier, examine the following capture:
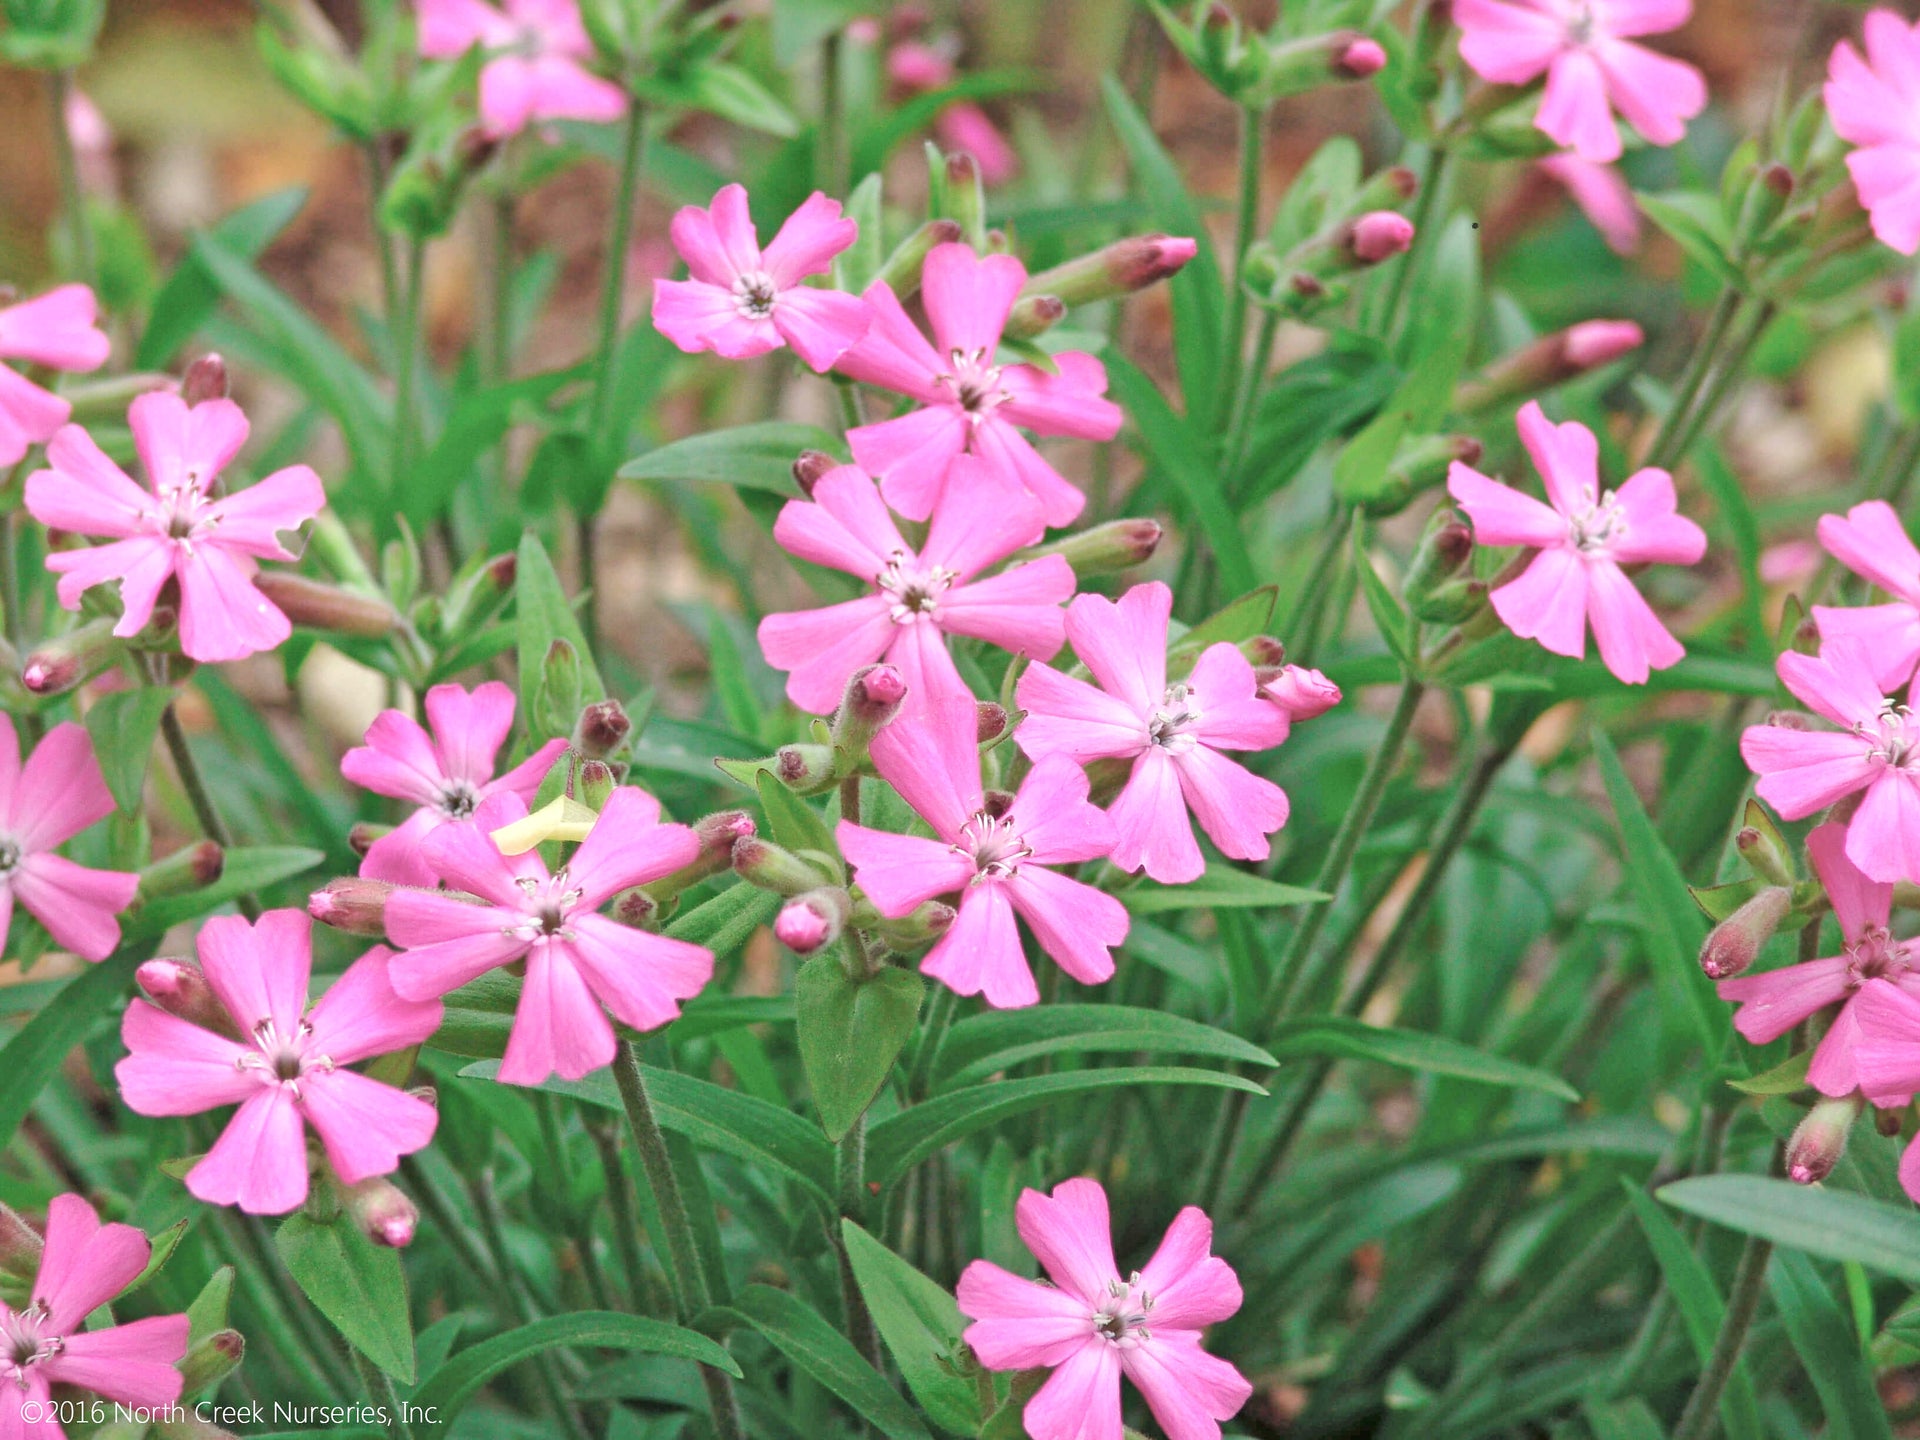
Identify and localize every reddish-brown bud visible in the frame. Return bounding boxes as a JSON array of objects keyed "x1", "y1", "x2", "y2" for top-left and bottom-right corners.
[
  {"x1": 180, "y1": 353, "x2": 230, "y2": 404},
  {"x1": 574, "y1": 699, "x2": 632, "y2": 759},
  {"x1": 793, "y1": 449, "x2": 839, "y2": 495},
  {"x1": 1698, "y1": 886, "x2": 1791, "y2": 980},
  {"x1": 309, "y1": 876, "x2": 398, "y2": 937}
]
